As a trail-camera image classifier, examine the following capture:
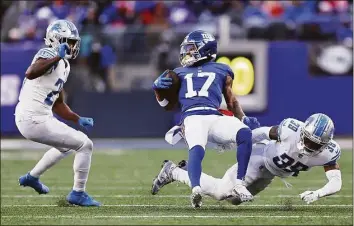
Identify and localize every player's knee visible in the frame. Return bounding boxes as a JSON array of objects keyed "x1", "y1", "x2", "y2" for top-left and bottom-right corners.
[
  {"x1": 236, "y1": 127, "x2": 252, "y2": 146},
  {"x1": 77, "y1": 135, "x2": 93, "y2": 152}
]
